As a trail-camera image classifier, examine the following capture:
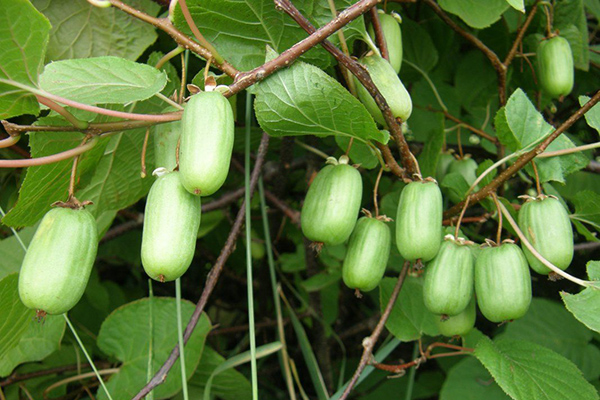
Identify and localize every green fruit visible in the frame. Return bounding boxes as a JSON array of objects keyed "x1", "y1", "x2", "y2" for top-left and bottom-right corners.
[
  {"x1": 301, "y1": 159, "x2": 363, "y2": 246},
  {"x1": 435, "y1": 152, "x2": 456, "y2": 182},
  {"x1": 518, "y1": 196, "x2": 573, "y2": 275},
  {"x1": 179, "y1": 91, "x2": 234, "y2": 196},
  {"x1": 436, "y1": 297, "x2": 476, "y2": 337},
  {"x1": 154, "y1": 106, "x2": 180, "y2": 172},
  {"x1": 141, "y1": 171, "x2": 202, "y2": 282},
  {"x1": 342, "y1": 216, "x2": 391, "y2": 292},
  {"x1": 395, "y1": 180, "x2": 443, "y2": 261},
  {"x1": 355, "y1": 54, "x2": 412, "y2": 125},
  {"x1": 19, "y1": 207, "x2": 98, "y2": 315},
  {"x1": 448, "y1": 157, "x2": 478, "y2": 186},
  {"x1": 475, "y1": 243, "x2": 532, "y2": 323},
  {"x1": 368, "y1": 11, "x2": 402, "y2": 73},
  {"x1": 423, "y1": 238, "x2": 474, "y2": 316},
  {"x1": 538, "y1": 36, "x2": 574, "y2": 98}
]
